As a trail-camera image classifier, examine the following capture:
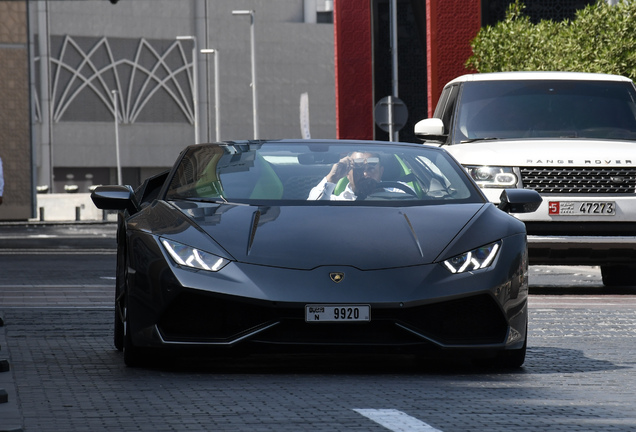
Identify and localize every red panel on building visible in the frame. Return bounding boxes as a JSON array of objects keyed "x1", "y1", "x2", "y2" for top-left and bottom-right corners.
[
  {"x1": 333, "y1": 0, "x2": 480, "y2": 137},
  {"x1": 333, "y1": 0, "x2": 374, "y2": 139},
  {"x1": 426, "y1": 0, "x2": 480, "y2": 116}
]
